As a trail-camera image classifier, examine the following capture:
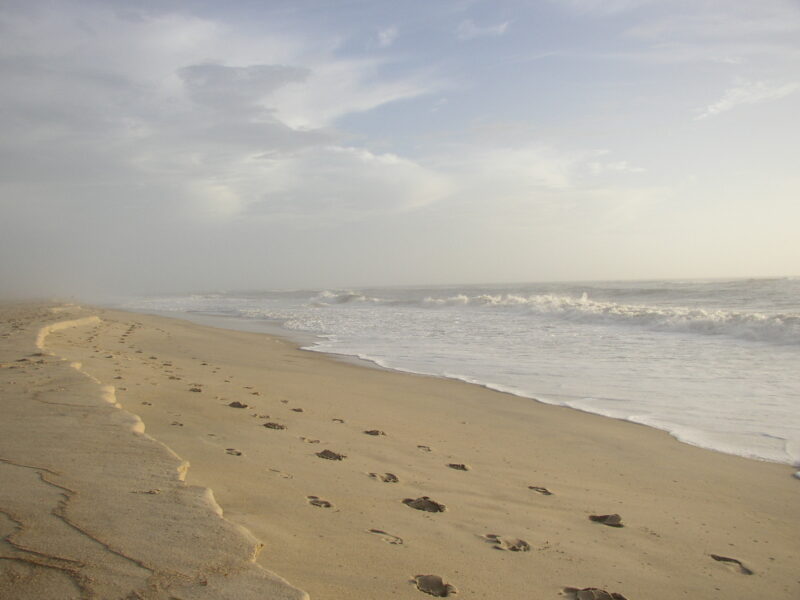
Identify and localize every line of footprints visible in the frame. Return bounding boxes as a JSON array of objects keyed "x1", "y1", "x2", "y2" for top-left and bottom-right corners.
[{"x1": 95, "y1": 326, "x2": 753, "y2": 600}]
